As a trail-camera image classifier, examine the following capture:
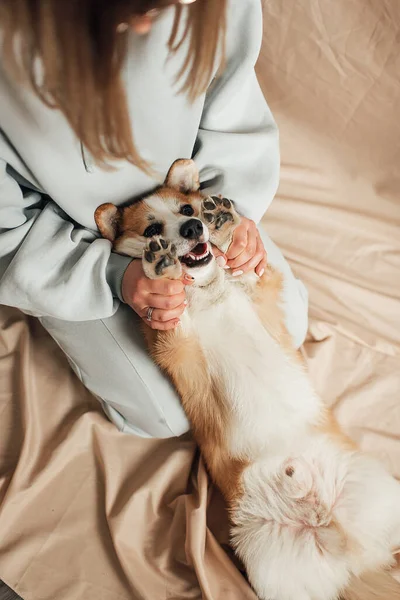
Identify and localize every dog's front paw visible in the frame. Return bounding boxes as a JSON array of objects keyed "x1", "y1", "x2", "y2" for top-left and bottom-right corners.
[
  {"x1": 201, "y1": 195, "x2": 241, "y2": 251},
  {"x1": 202, "y1": 195, "x2": 238, "y2": 231},
  {"x1": 142, "y1": 237, "x2": 182, "y2": 280}
]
